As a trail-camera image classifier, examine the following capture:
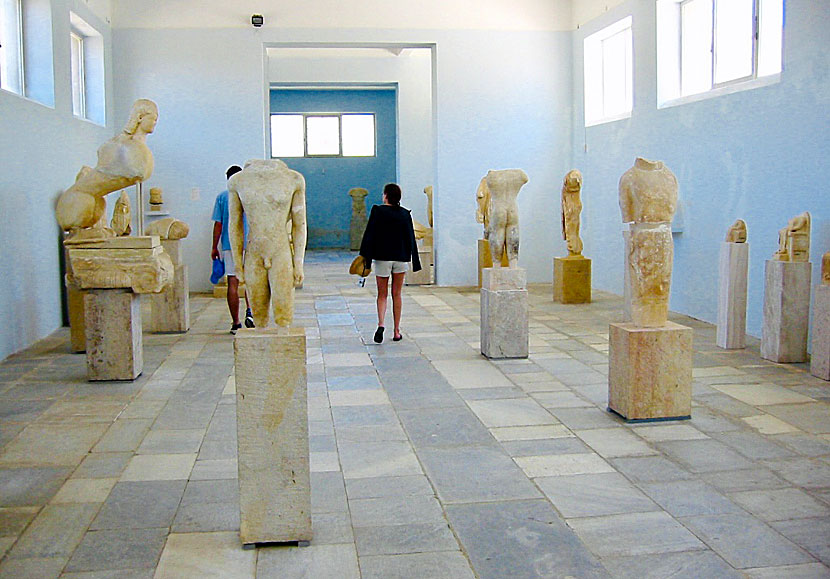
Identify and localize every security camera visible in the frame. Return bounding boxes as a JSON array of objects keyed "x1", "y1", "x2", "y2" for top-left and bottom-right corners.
[{"x1": 251, "y1": 14, "x2": 264, "y2": 27}]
